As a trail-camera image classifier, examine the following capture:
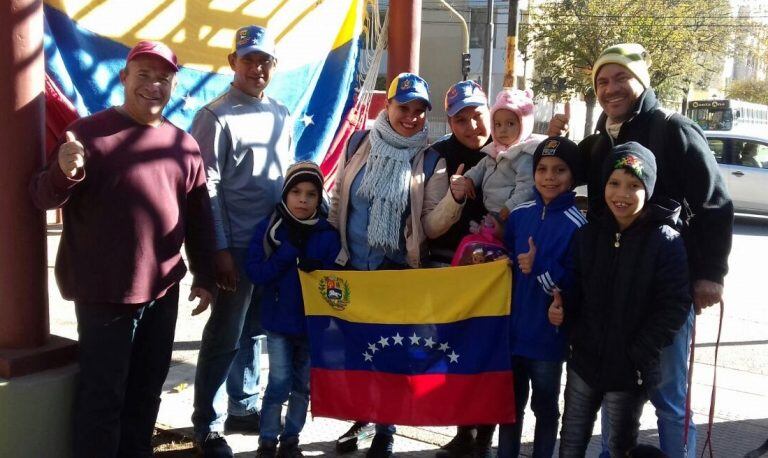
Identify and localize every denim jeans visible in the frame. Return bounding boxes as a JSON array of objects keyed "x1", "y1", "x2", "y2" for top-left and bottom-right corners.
[
  {"x1": 192, "y1": 248, "x2": 263, "y2": 440},
  {"x1": 73, "y1": 285, "x2": 179, "y2": 458},
  {"x1": 259, "y1": 331, "x2": 311, "y2": 442},
  {"x1": 599, "y1": 309, "x2": 696, "y2": 458},
  {"x1": 498, "y1": 356, "x2": 563, "y2": 458},
  {"x1": 560, "y1": 368, "x2": 646, "y2": 458}
]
